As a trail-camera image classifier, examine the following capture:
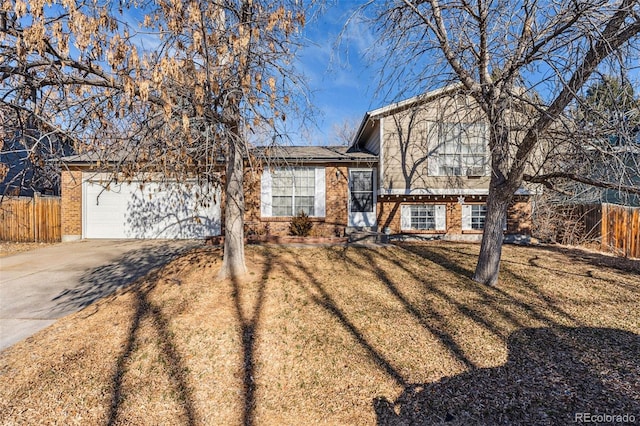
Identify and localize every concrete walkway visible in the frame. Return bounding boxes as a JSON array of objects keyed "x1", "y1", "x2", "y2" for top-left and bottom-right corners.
[{"x1": 0, "y1": 239, "x2": 198, "y2": 352}]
